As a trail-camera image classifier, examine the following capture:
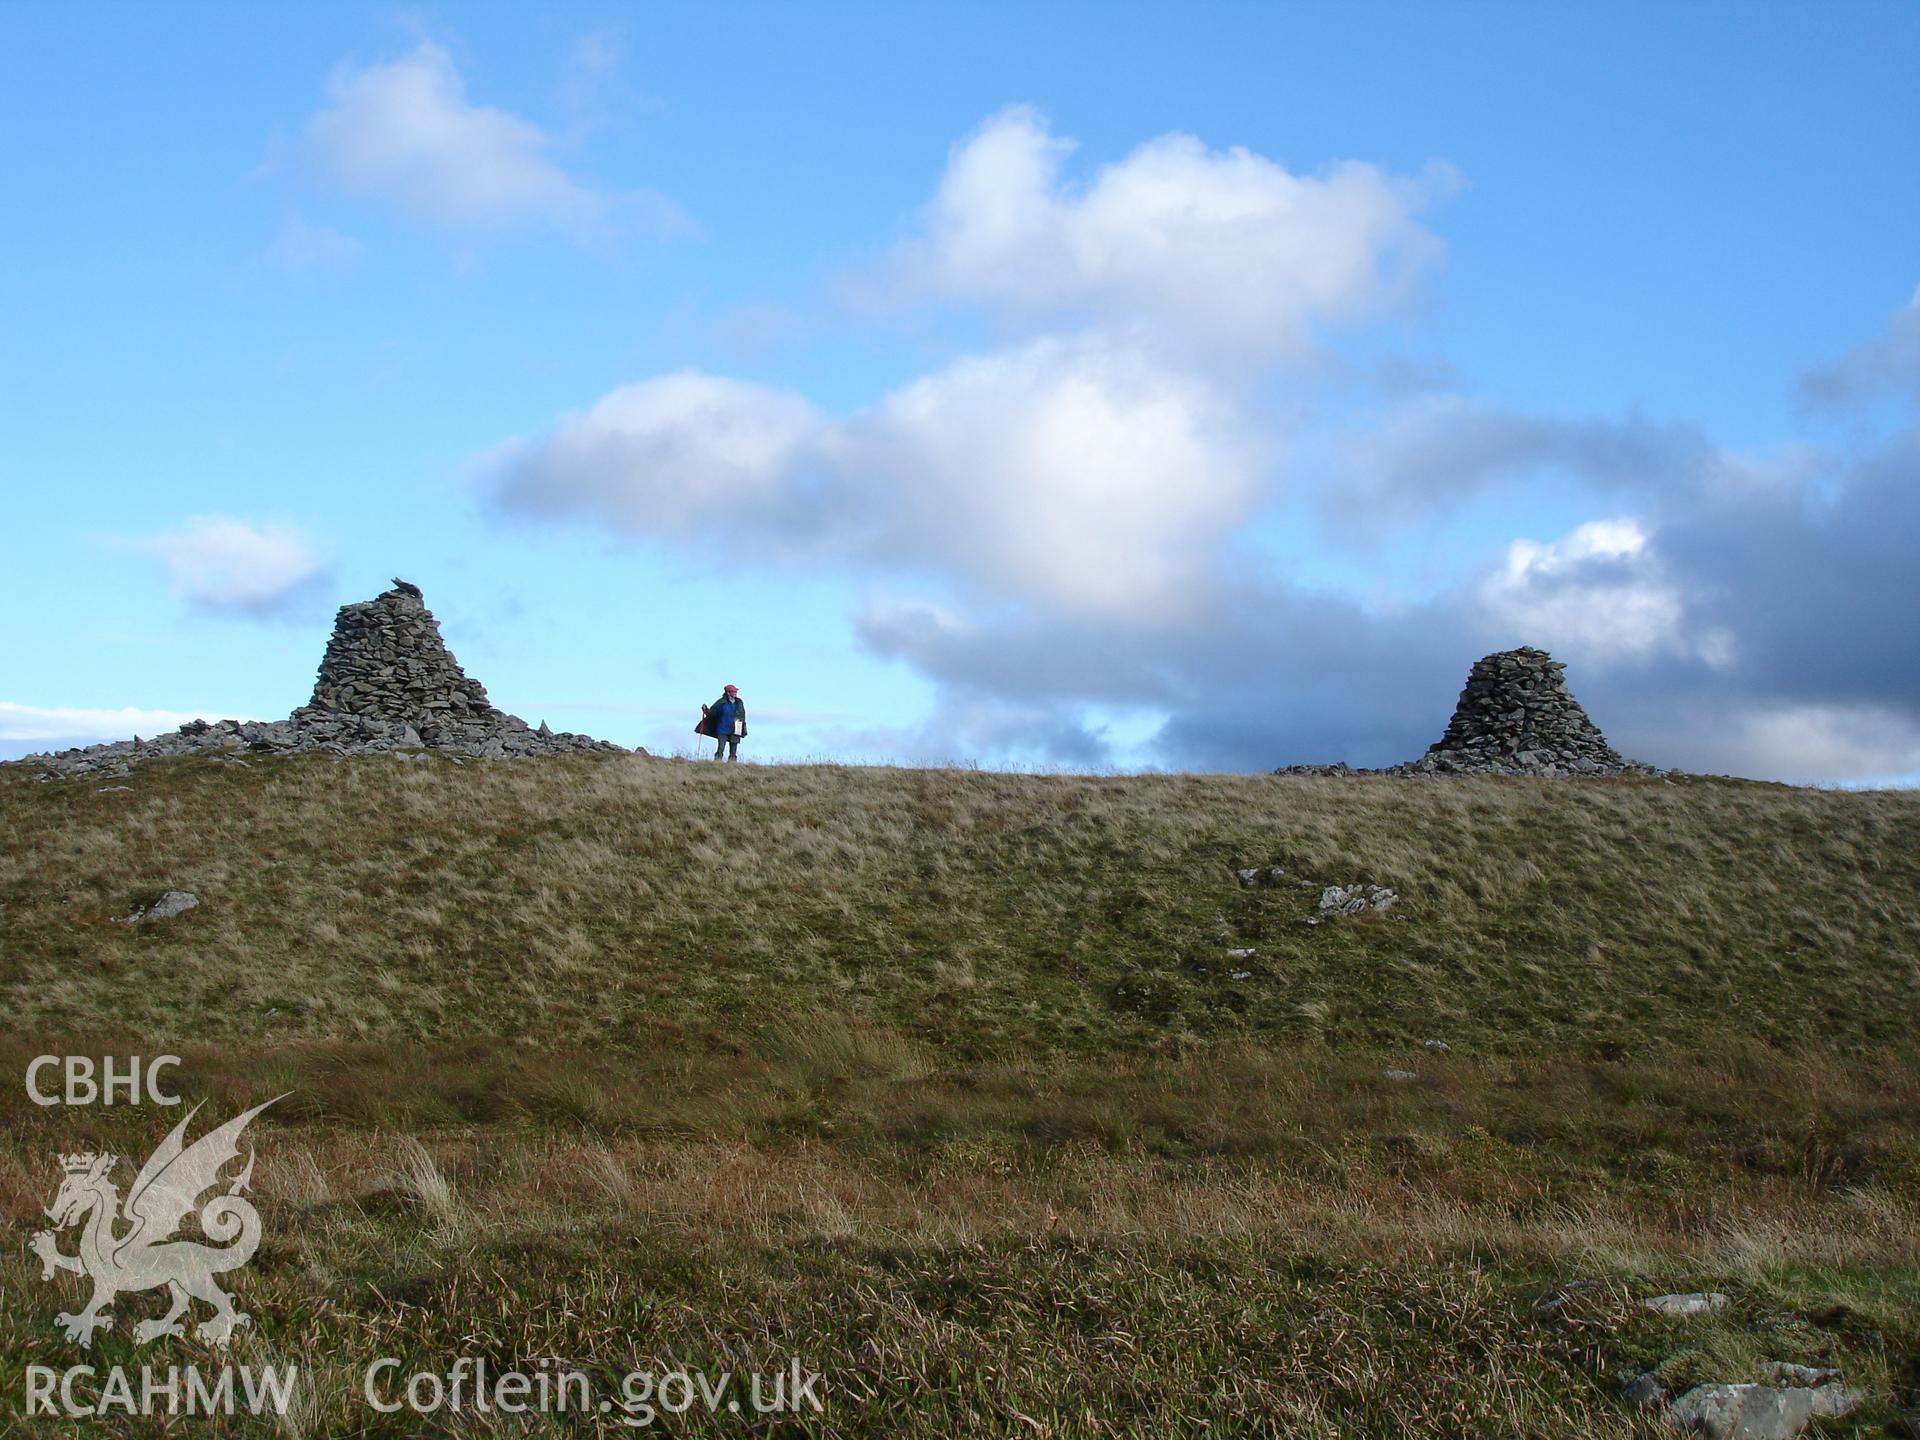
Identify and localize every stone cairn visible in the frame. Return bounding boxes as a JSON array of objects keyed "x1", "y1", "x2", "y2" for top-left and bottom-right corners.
[
  {"x1": 295, "y1": 580, "x2": 506, "y2": 744},
  {"x1": 1405, "y1": 647, "x2": 1637, "y2": 776},
  {"x1": 1276, "y1": 646, "x2": 1654, "y2": 779},
  {"x1": 22, "y1": 579, "x2": 625, "y2": 779}
]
